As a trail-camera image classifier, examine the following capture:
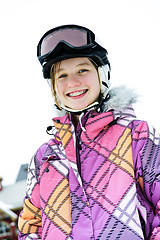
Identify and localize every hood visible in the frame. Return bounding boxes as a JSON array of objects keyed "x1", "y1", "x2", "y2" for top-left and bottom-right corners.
[{"x1": 102, "y1": 85, "x2": 139, "y2": 112}]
